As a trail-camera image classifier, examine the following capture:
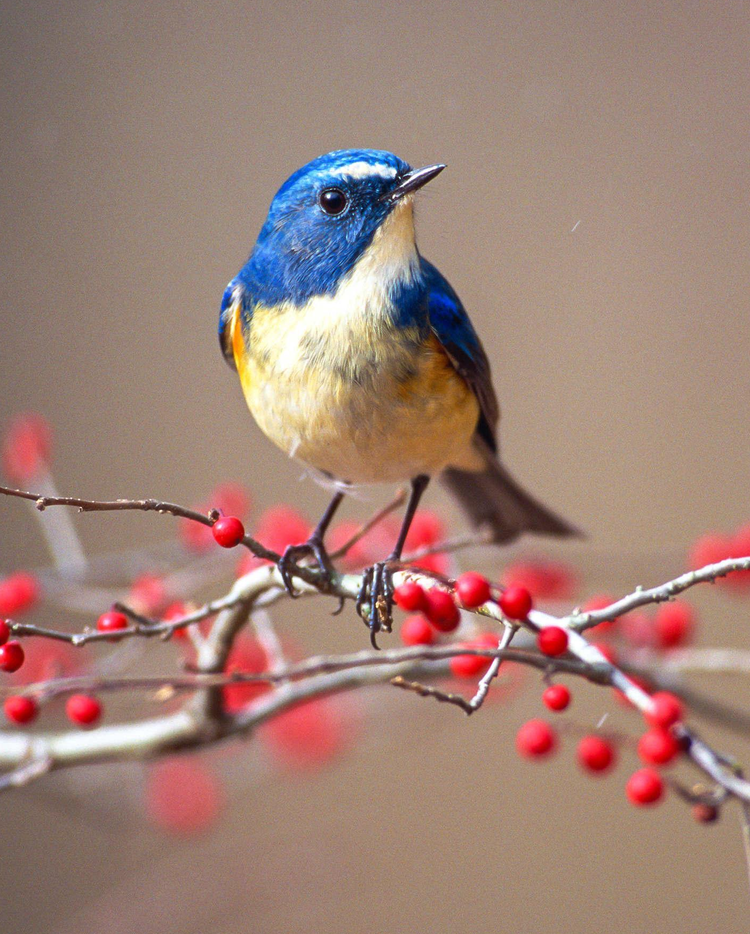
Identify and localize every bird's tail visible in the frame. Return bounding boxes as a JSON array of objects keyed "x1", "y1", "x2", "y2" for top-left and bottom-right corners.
[{"x1": 441, "y1": 443, "x2": 580, "y2": 544}]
